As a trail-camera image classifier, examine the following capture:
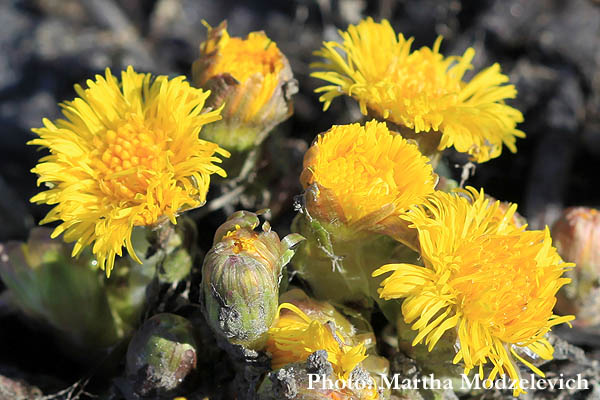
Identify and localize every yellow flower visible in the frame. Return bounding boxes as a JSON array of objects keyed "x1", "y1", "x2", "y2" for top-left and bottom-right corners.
[
  {"x1": 191, "y1": 21, "x2": 296, "y2": 155},
  {"x1": 301, "y1": 120, "x2": 436, "y2": 233},
  {"x1": 267, "y1": 303, "x2": 367, "y2": 381},
  {"x1": 222, "y1": 224, "x2": 261, "y2": 255},
  {"x1": 203, "y1": 211, "x2": 304, "y2": 350},
  {"x1": 29, "y1": 66, "x2": 229, "y2": 277},
  {"x1": 198, "y1": 24, "x2": 282, "y2": 120},
  {"x1": 193, "y1": 22, "x2": 292, "y2": 125},
  {"x1": 373, "y1": 188, "x2": 574, "y2": 395},
  {"x1": 311, "y1": 18, "x2": 525, "y2": 163}
]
